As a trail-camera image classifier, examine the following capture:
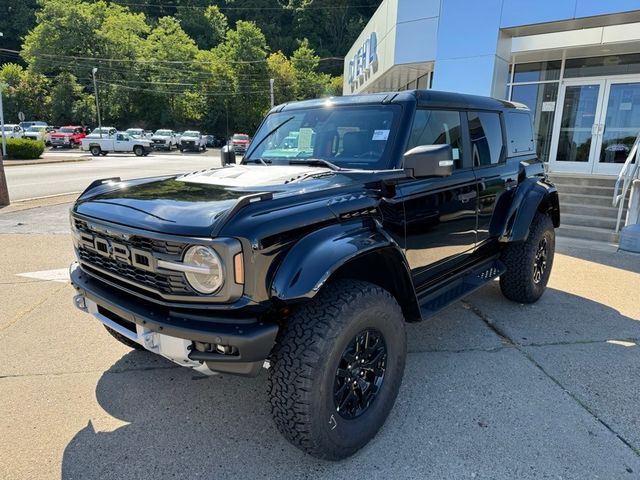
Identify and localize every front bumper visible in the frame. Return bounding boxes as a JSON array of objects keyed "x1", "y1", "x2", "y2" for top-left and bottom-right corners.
[{"x1": 70, "y1": 263, "x2": 278, "y2": 376}]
